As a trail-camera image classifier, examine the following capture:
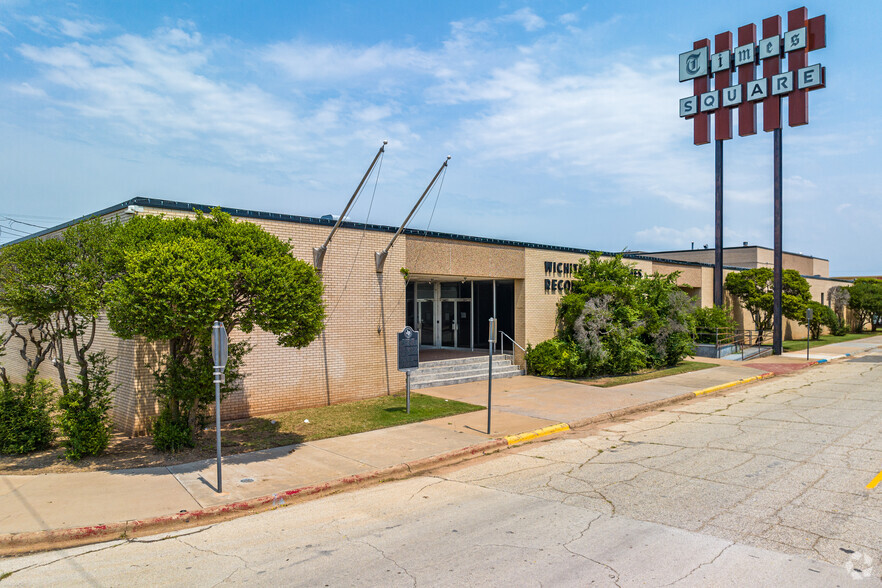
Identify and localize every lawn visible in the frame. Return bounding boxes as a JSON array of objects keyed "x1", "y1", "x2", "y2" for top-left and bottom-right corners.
[
  {"x1": 206, "y1": 392, "x2": 483, "y2": 452},
  {"x1": 567, "y1": 360, "x2": 716, "y2": 388},
  {"x1": 0, "y1": 392, "x2": 483, "y2": 475},
  {"x1": 782, "y1": 331, "x2": 880, "y2": 353}
]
